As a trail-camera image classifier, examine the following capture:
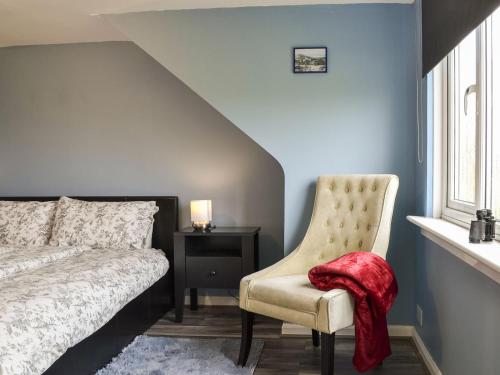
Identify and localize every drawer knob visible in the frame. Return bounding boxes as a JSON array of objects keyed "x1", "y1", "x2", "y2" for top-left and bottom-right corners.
[{"x1": 209, "y1": 270, "x2": 217, "y2": 276}]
